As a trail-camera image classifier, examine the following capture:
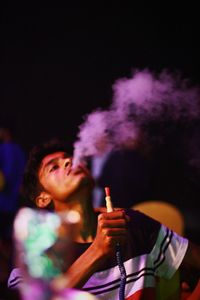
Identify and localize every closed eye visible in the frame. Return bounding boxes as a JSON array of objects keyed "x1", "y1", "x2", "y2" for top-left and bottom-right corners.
[{"x1": 49, "y1": 165, "x2": 59, "y2": 172}]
